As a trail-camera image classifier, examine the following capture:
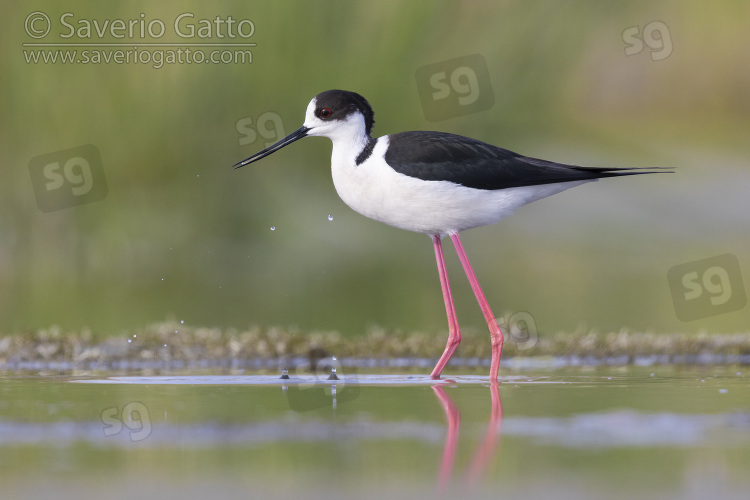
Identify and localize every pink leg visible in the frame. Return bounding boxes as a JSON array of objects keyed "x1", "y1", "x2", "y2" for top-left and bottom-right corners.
[
  {"x1": 430, "y1": 235, "x2": 461, "y2": 379},
  {"x1": 449, "y1": 233, "x2": 504, "y2": 380}
]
